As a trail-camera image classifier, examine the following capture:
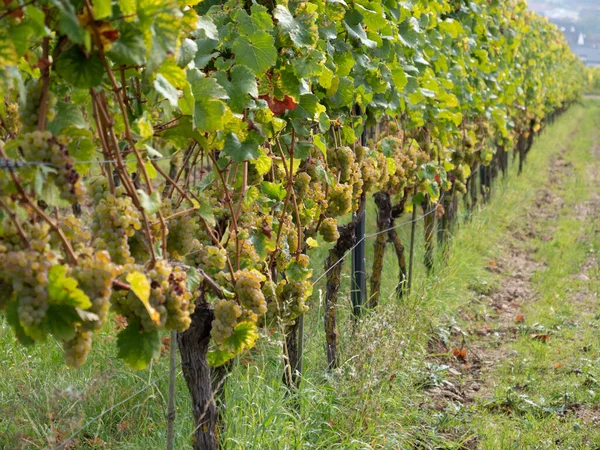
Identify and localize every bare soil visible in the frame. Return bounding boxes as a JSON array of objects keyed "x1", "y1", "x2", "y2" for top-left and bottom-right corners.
[{"x1": 425, "y1": 141, "x2": 600, "y2": 418}]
